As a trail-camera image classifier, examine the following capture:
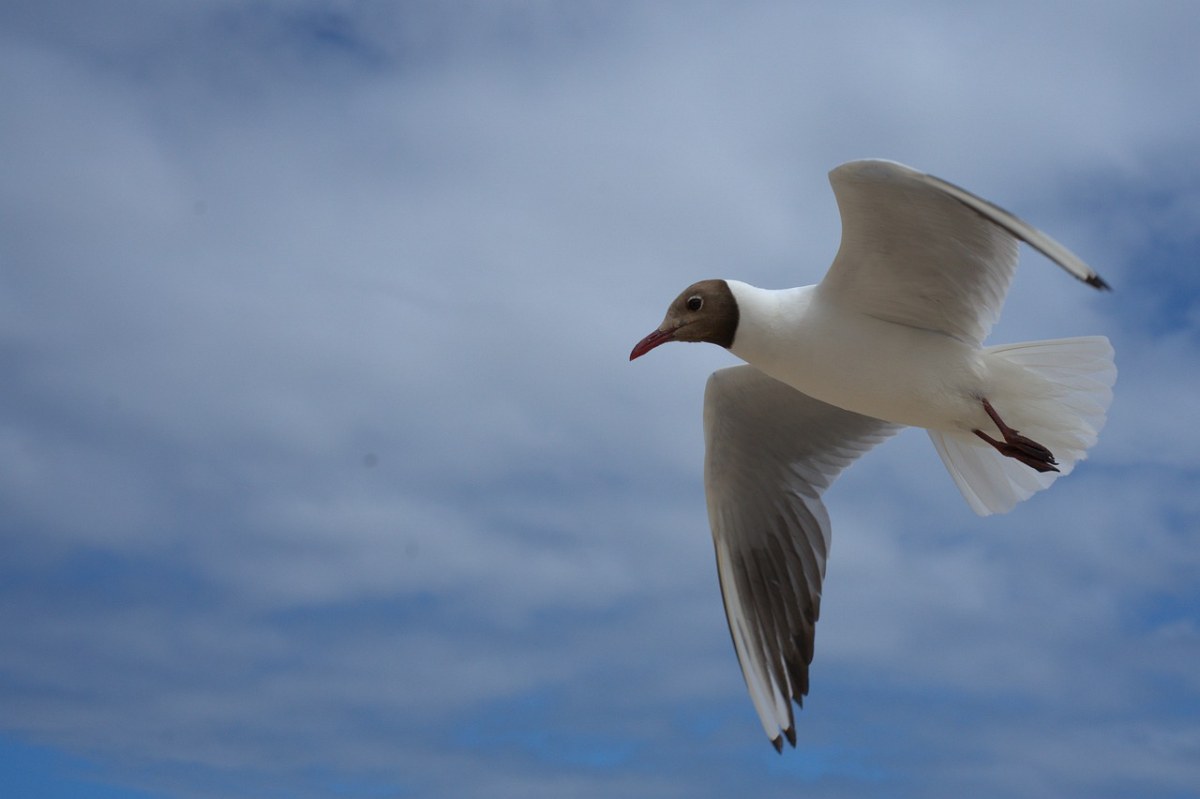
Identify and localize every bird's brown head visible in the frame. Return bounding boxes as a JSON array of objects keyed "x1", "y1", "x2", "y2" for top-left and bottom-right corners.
[{"x1": 629, "y1": 279, "x2": 739, "y2": 360}]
